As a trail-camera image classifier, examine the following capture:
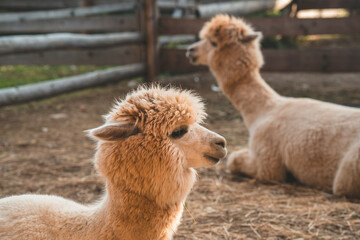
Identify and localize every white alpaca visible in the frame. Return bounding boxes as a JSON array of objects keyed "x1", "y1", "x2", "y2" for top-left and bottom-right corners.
[
  {"x1": 186, "y1": 14, "x2": 360, "y2": 198},
  {"x1": 0, "y1": 86, "x2": 227, "y2": 240}
]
